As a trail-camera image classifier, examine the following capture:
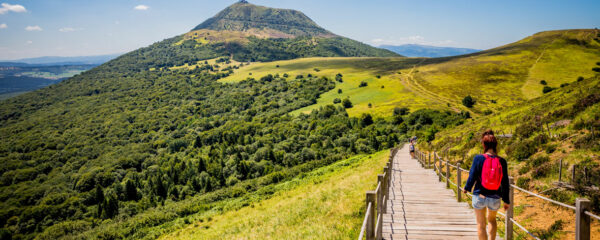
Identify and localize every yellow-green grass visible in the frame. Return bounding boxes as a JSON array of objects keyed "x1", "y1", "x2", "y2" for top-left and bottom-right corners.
[
  {"x1": 220, "y1": 57, "x2": 438, "y2": 117},
  {"x1": 161, "y1": 150, "x2": 390, "y2": 240},
  {"x1": 219, "y1": 30, "x2": 600, "y2": 117},
  {"x1": 406, "y1": 29, "x2": 600, "y2": 114},
  {"x1": 522, "y1": 42, "x2": 600, "y2": 98}
]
